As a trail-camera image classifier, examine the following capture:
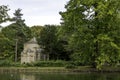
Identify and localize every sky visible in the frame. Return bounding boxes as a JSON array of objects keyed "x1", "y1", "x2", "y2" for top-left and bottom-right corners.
[{"x1": 0, "y1": 0, "x2": 69, "y2": 27}]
